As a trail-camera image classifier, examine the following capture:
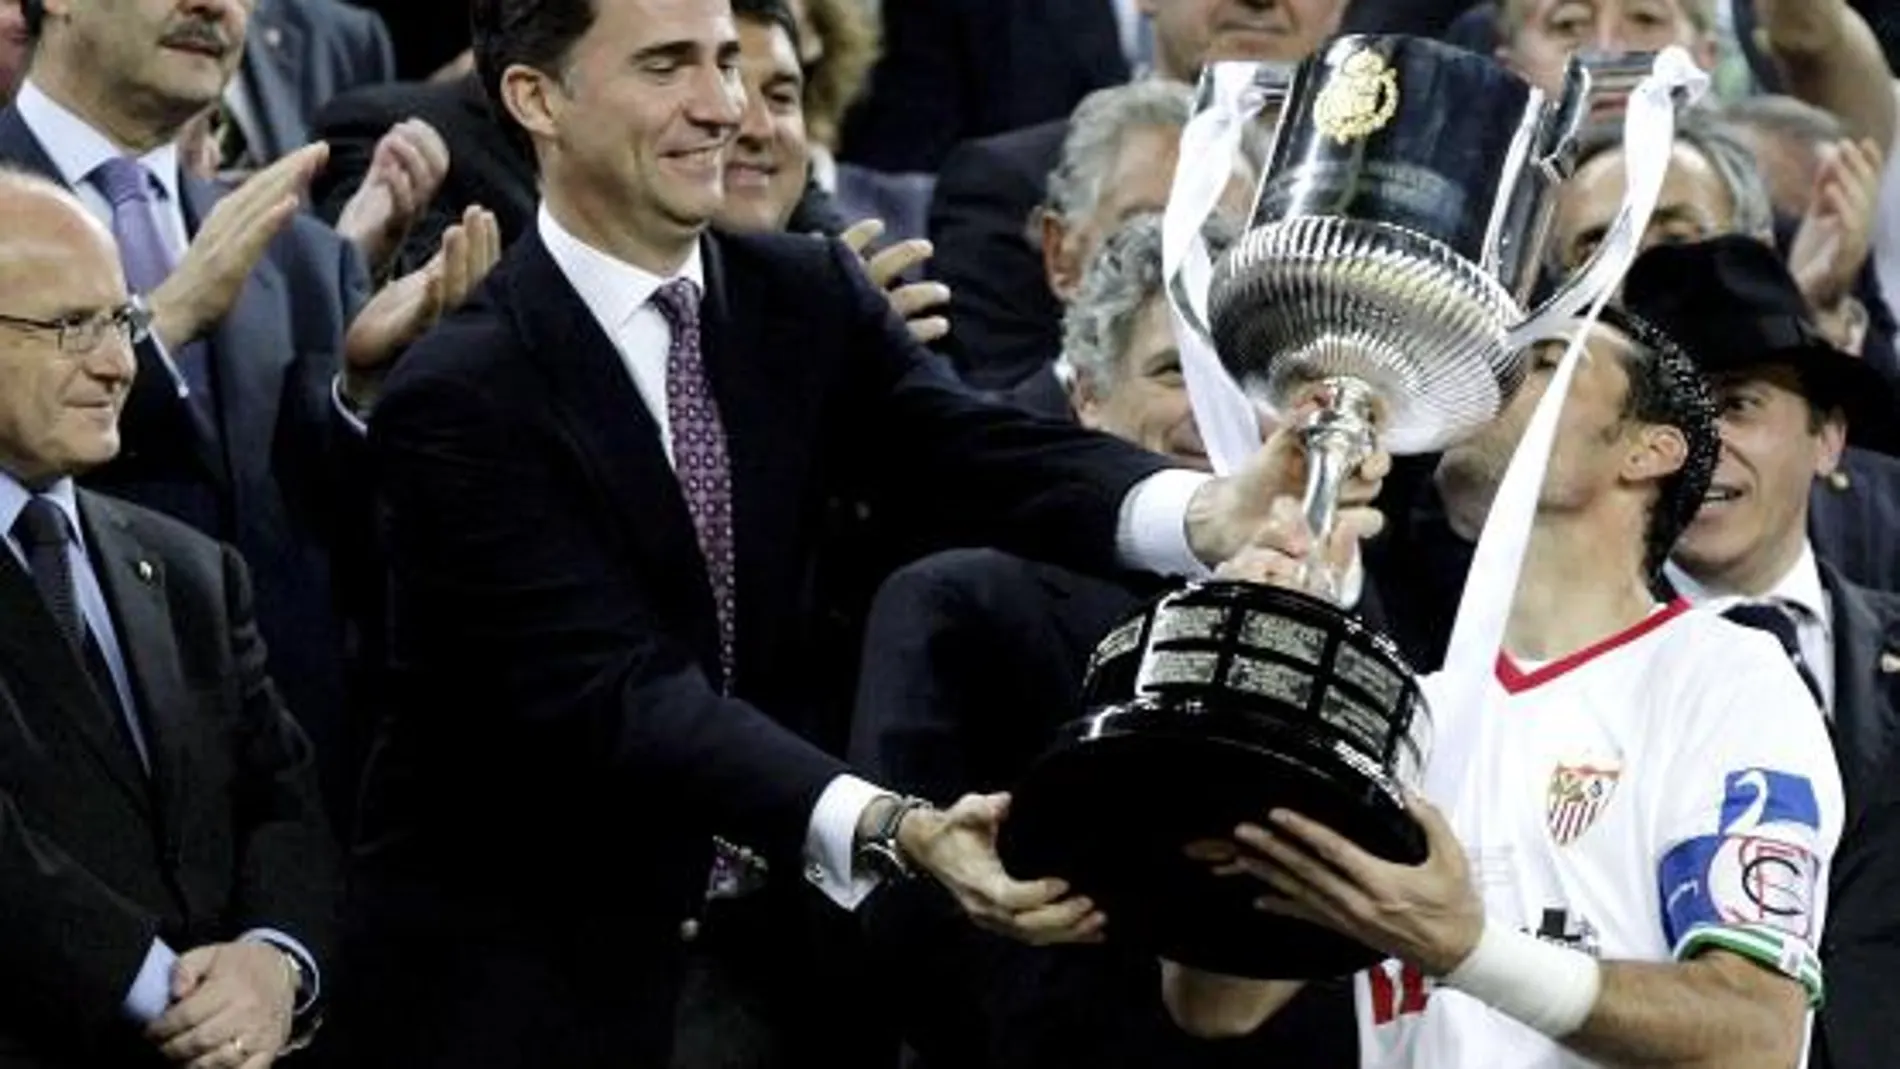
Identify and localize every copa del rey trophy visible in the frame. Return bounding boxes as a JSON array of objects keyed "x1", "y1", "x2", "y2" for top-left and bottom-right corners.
[{"x1": 999, "y1": 36, "x2": 1705, "y2": 979}]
